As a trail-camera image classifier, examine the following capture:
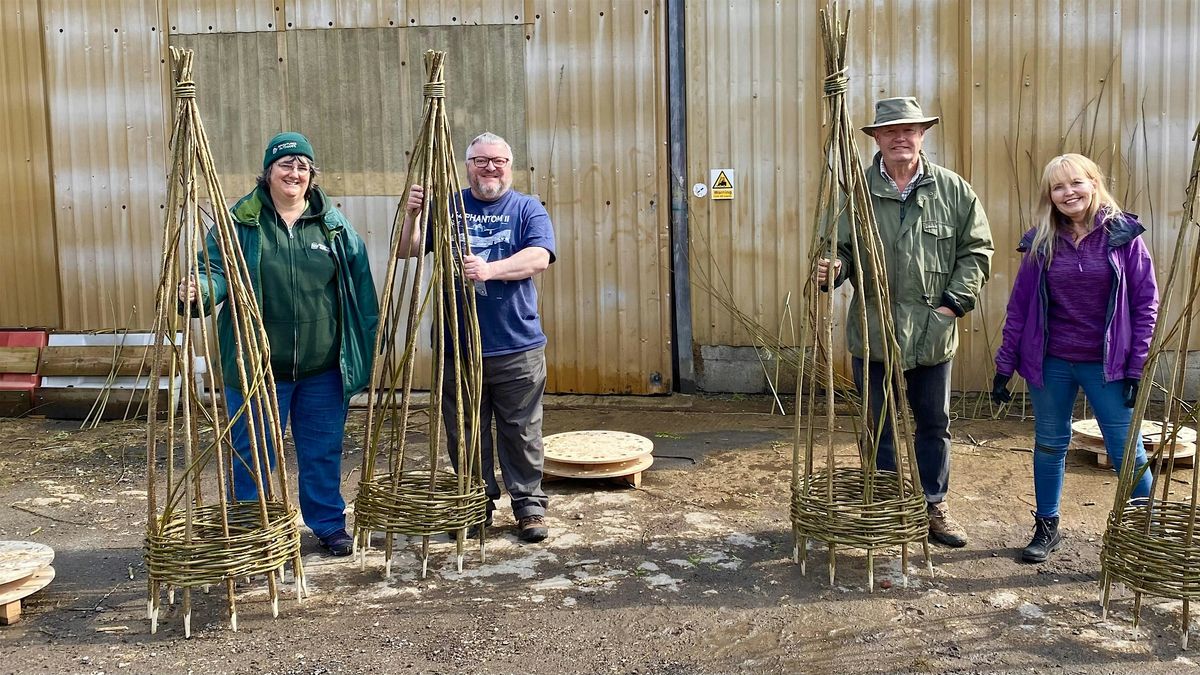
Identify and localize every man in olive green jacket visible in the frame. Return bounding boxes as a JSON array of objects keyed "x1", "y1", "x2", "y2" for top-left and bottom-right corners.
[{"x1": 817, "y1": 97, "x2": 993, "y2": 547}]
